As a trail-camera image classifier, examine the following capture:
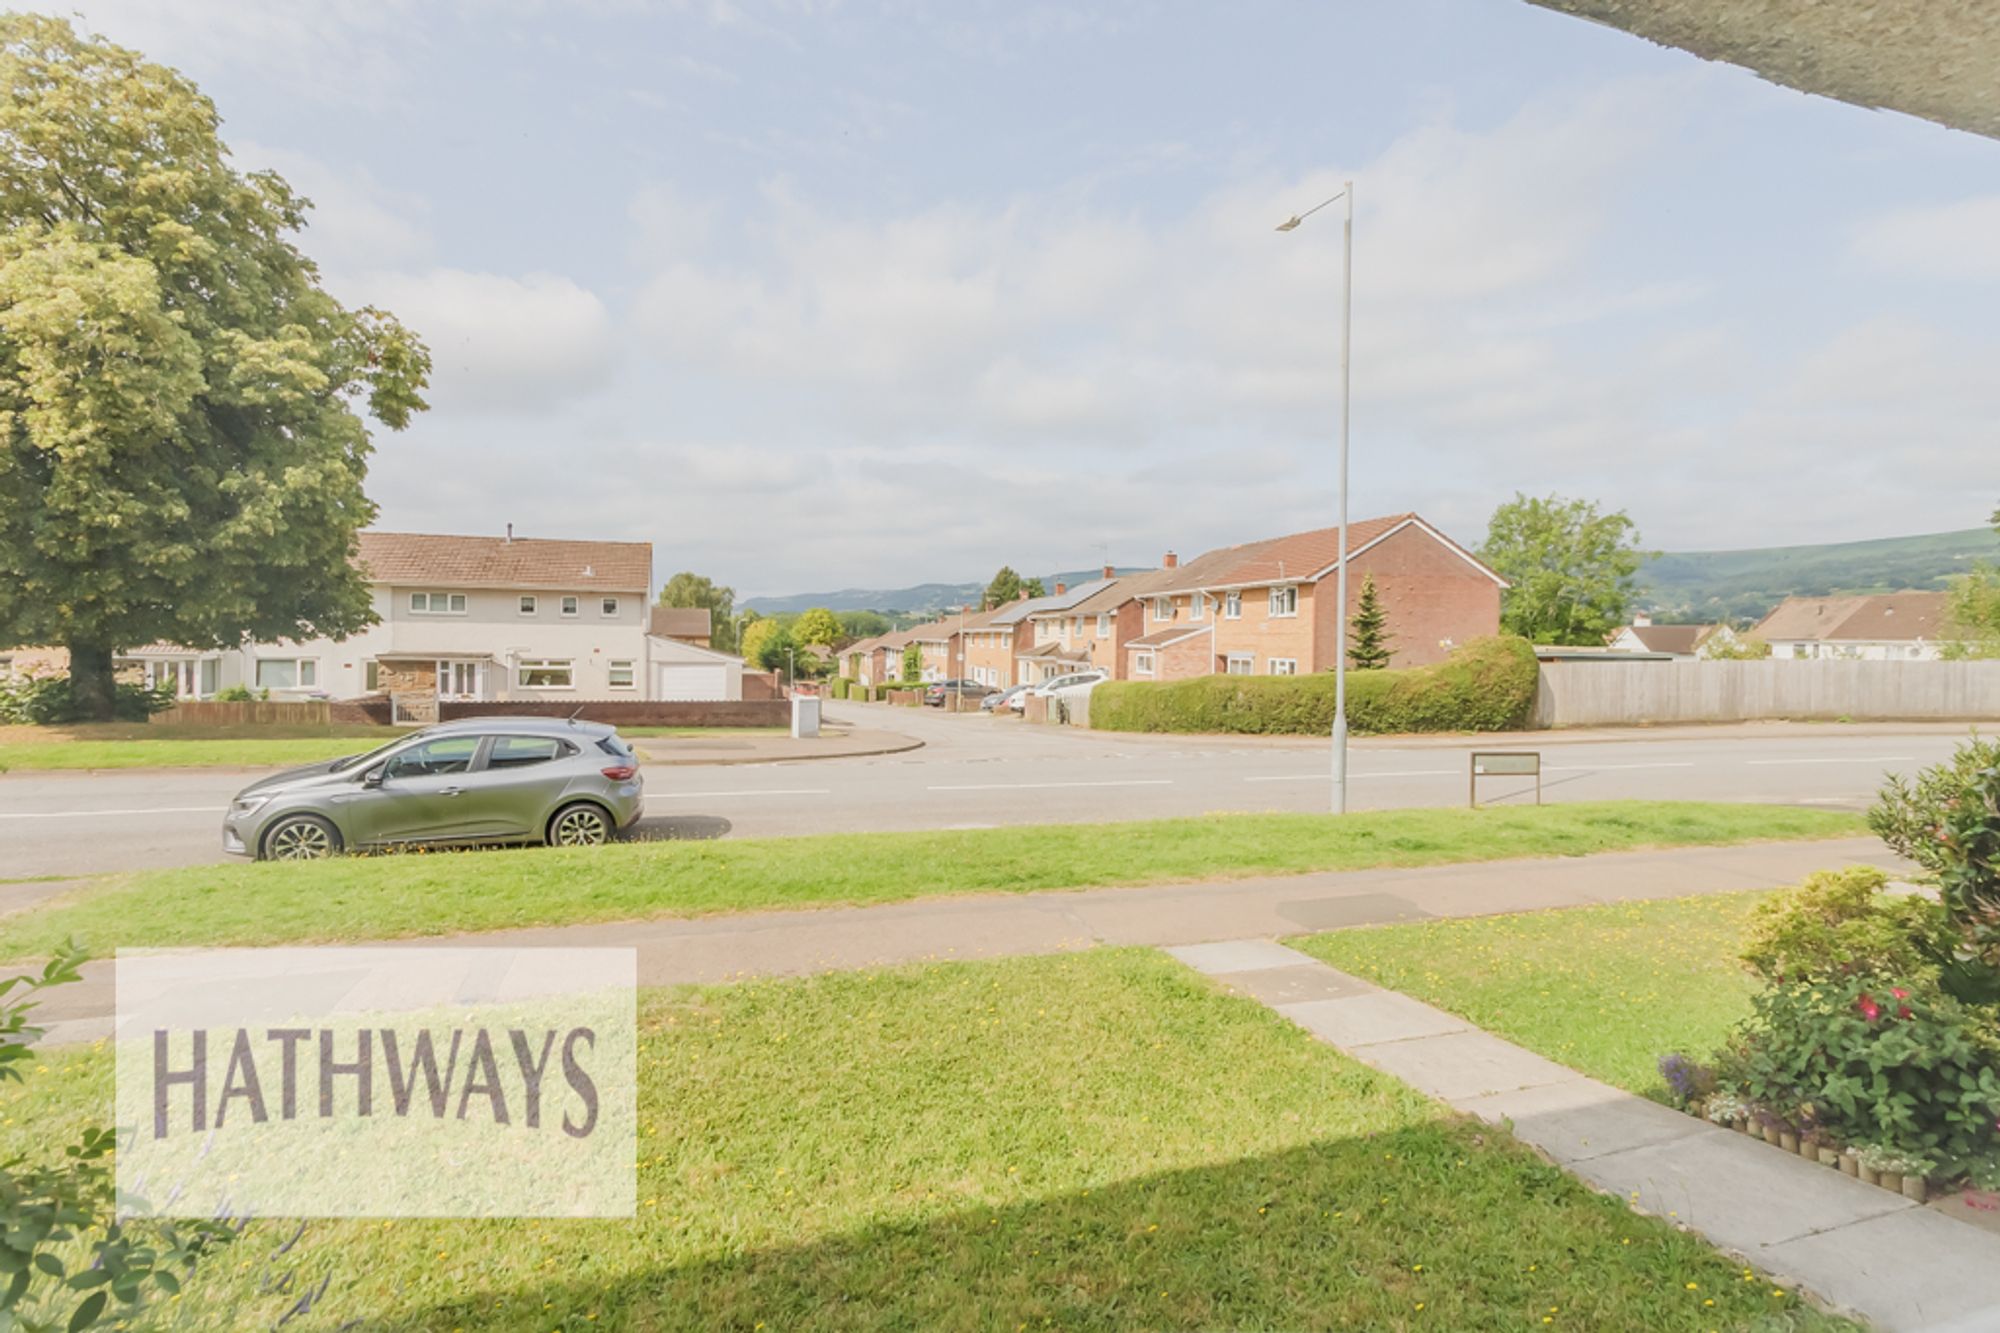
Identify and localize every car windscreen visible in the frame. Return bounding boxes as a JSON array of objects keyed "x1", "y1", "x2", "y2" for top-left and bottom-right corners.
[{"x1": 329, "y1": 728, "x2": 430, "y2": 772}]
